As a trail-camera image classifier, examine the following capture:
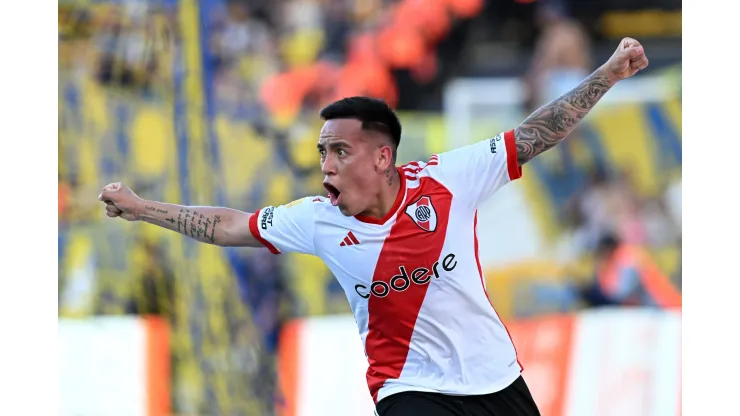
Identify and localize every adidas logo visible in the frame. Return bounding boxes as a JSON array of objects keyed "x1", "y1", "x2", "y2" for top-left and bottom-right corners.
[{"x1": 340, "y1": 231, "x2": 360, "y2": 247}]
